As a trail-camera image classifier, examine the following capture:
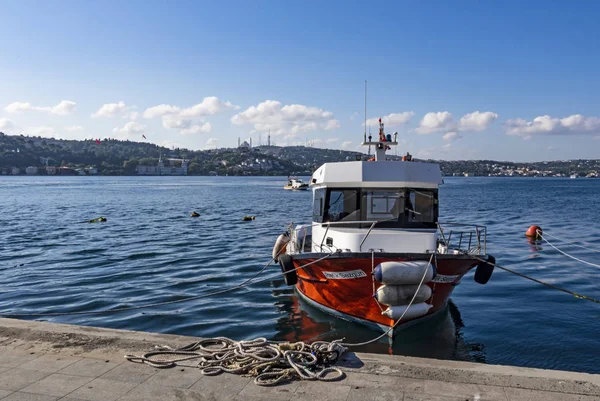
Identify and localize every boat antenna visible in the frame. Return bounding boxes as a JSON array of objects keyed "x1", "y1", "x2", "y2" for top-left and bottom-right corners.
[
  {"x1": 365, "y1": 80, "x2": 371, "y2": 157},
  {"x1": 364, "y1": 80, "x2": 367, "y2": 143}
]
